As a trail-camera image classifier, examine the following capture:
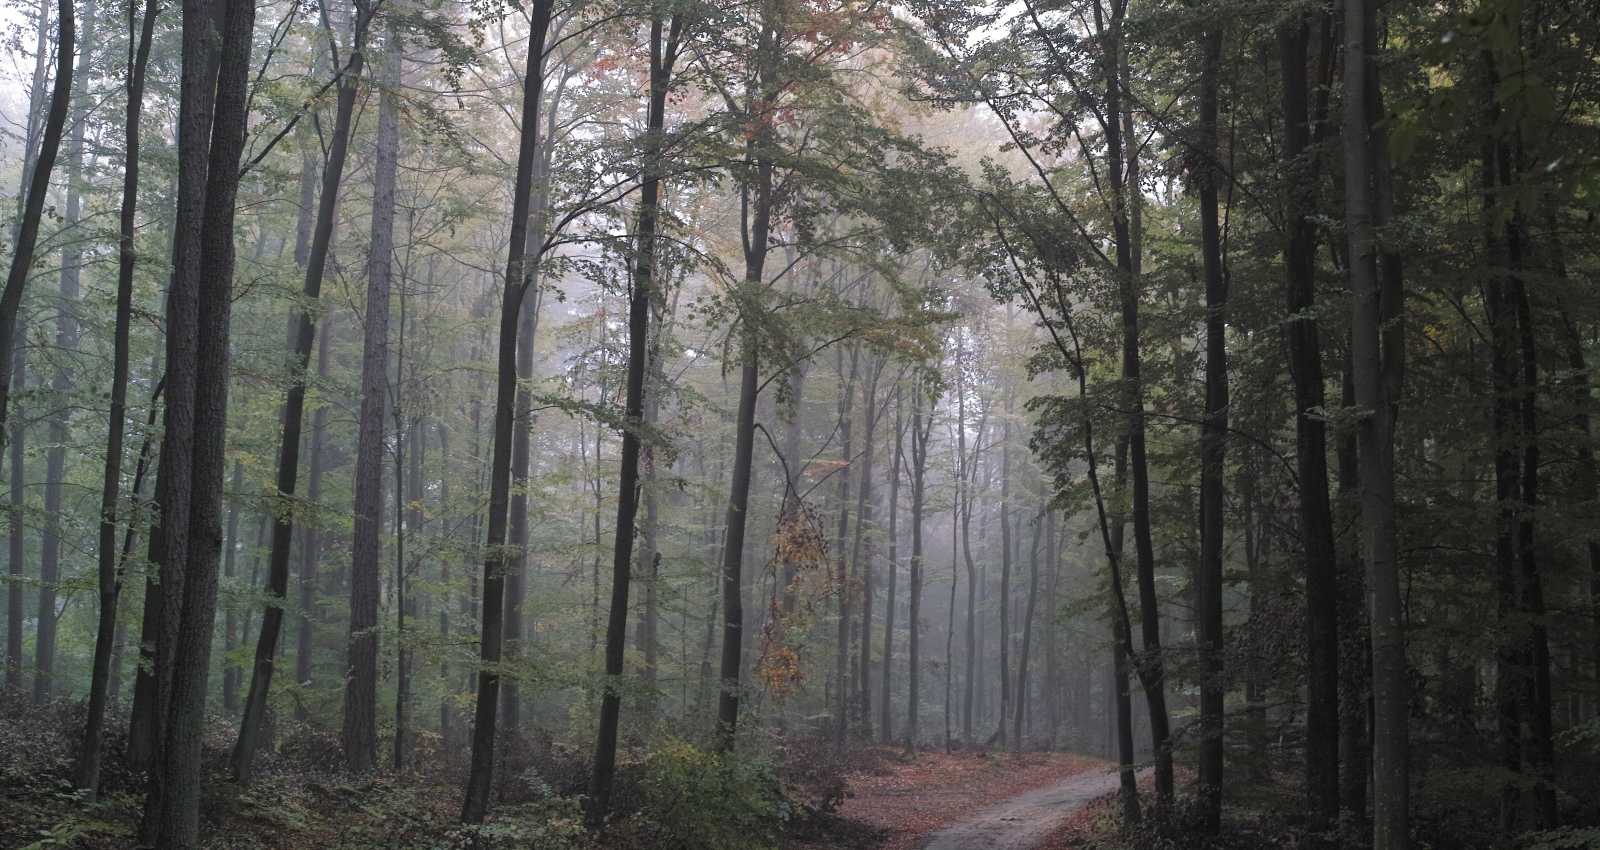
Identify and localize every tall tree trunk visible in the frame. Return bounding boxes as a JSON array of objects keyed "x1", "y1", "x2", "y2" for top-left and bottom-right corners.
[
  {"x1": 1280, "y1": 9, "x2": 1341, "y2": 830},
  {"x1": 340, "y1": 17, "x2": 399, "y2": 776},
  {"x1": 906, "y1": 374, "x2": 933, "y2": 750},
  {"x1": 0, "y1": 0, "x2": 74, "y2": 435},
  {"x1": 997, "y1": 410, "x2": 1012, "y2": 747},
  {"x1": 129, "y1": 0, "x2": 219, "y2": 793},
  {"x1": 832, "y1": 345, "x2": 858, "y2": 746},
  {"x1": 1344, "y1": 1, "x2": 1408, "y2": 845},
  {"x1": 1093, "y1": 0, "x2": 1173, "y2": 801},
  {"x1": 76, "y1": 0, "x2": 157, "y2": 790},
  {"x1": 880, "y1": 385, "x2": 902, "y2": 742},
  {"x1": 589, "y1": 12, "x2": 683, "y2": 816},
  {"x1": 234, "y1": 4, "x2": 370, "y2": 783},
  {"x1": 854, "y1": 359, "x2": 881, "y2": 739},
  {"x1": 222, "y1": 461, "x2": 245, "y2": 714},
  {"x1": 34, "y1": 0, "x2": 96, "y2": 703},
  {"x1": 1014, "y1": 511, "x2": 1043, "y2": 752},
  {"x1": 291, "y1": 318, "x2": 332, "y2": 722},
  {"x1": 462, "y1": 0, "x2": 554, "y2": 822},
  {"x1": 1196, "y1": 23, "x2": 1229, "y2": 833},
  {"x1": 146, "y1": 1, "x2": 254, "y2": 841},
  {"x1": 4, "y1": 0, "x2": 53, "y2": 694}
]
